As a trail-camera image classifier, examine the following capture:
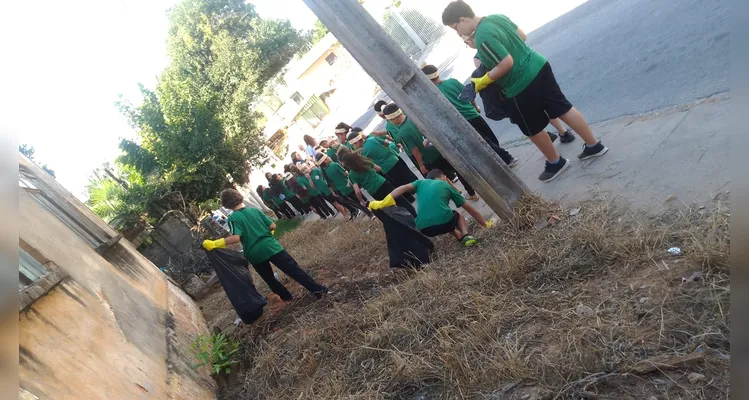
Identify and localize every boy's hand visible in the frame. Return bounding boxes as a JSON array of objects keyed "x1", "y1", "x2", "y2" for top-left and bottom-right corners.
[
  {"x1": 368, "y1": 194, "x2": 396, "y2": 210},
  {"x1": 419, "y1": 165, "x2": 429, "y2": 175},
  {"x1": 471, "y1": 73, "x2": 496, "y2": 92},
  {"x1": 202, "y1": 238, "x2": 226, "y2": 251}
]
